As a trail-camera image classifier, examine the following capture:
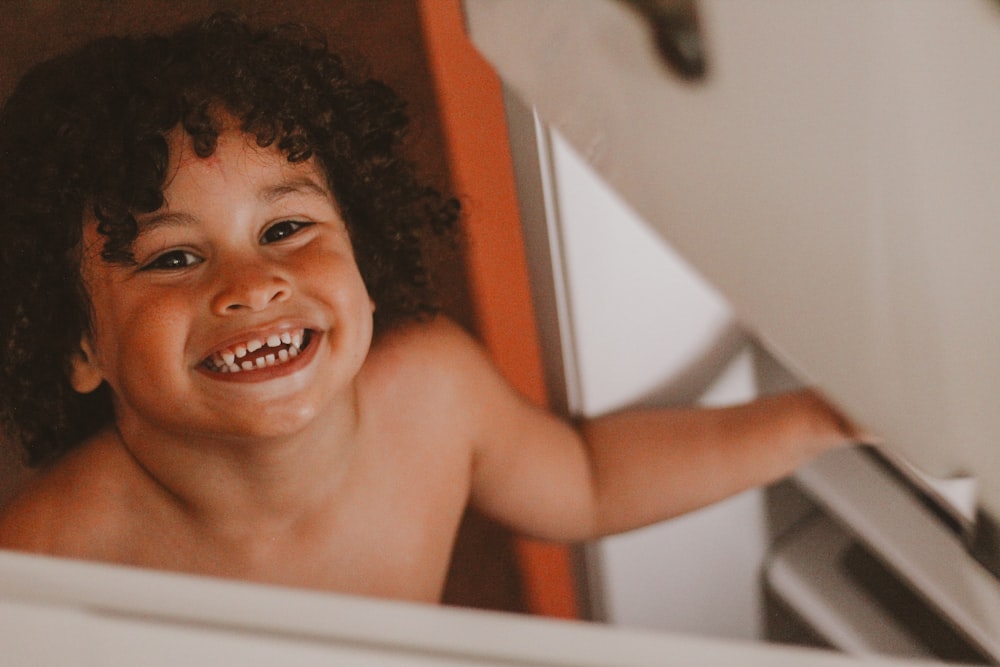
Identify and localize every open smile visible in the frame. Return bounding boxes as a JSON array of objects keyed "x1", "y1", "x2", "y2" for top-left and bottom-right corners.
[{"x1": 201, "y1": 329, "x2": 315, "y2": 374}]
